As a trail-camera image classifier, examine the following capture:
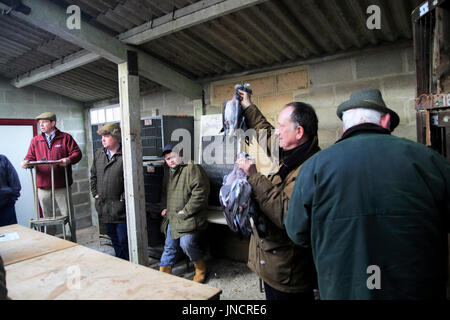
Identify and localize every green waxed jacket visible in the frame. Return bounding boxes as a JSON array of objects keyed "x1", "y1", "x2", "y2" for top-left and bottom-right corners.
[
  {"x1": 286, "y1": 125, "x2": 450, "y2": 300},
  {"x1": 160, "y1": 162, "x2": 210, "y2": 240}
]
